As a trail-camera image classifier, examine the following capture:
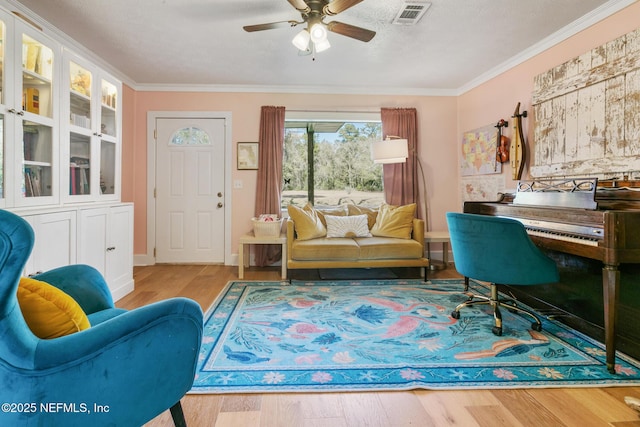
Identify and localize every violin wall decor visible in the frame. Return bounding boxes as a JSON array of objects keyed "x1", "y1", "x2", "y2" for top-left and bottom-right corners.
[{"x1": 495, "y1": 119, "x2": 509, "y2": 168}]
